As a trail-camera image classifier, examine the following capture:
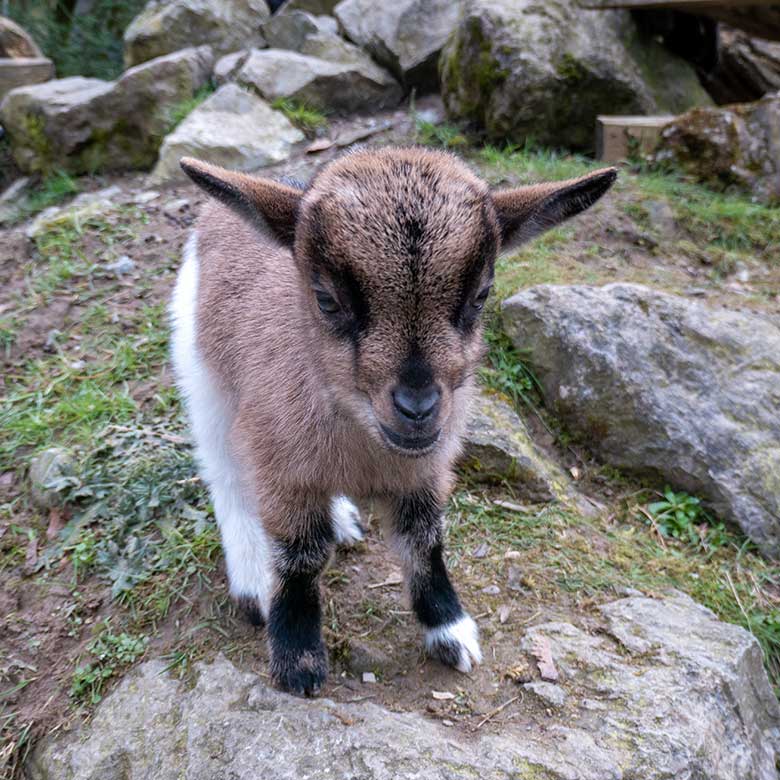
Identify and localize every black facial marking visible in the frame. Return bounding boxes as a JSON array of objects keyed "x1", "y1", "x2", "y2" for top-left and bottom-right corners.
[
  {"x1": 267, "y1": 509, "x2": 334, "y2": 697},
  {"x1": 398, "y1": 345, "x2": 435, "y2": 390},
  {"x1": 330, "y1": 265, "x2": 371, "y2": 339},
  {"x1": 307, "y1": 204, "x2": 371, "y2": 343},
  {"x1": 394, "y1": 491, "x2": 464, "y2": 630},
  {"x1": 395, "y1": 201, "x2": 426, "y2": 259}
]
